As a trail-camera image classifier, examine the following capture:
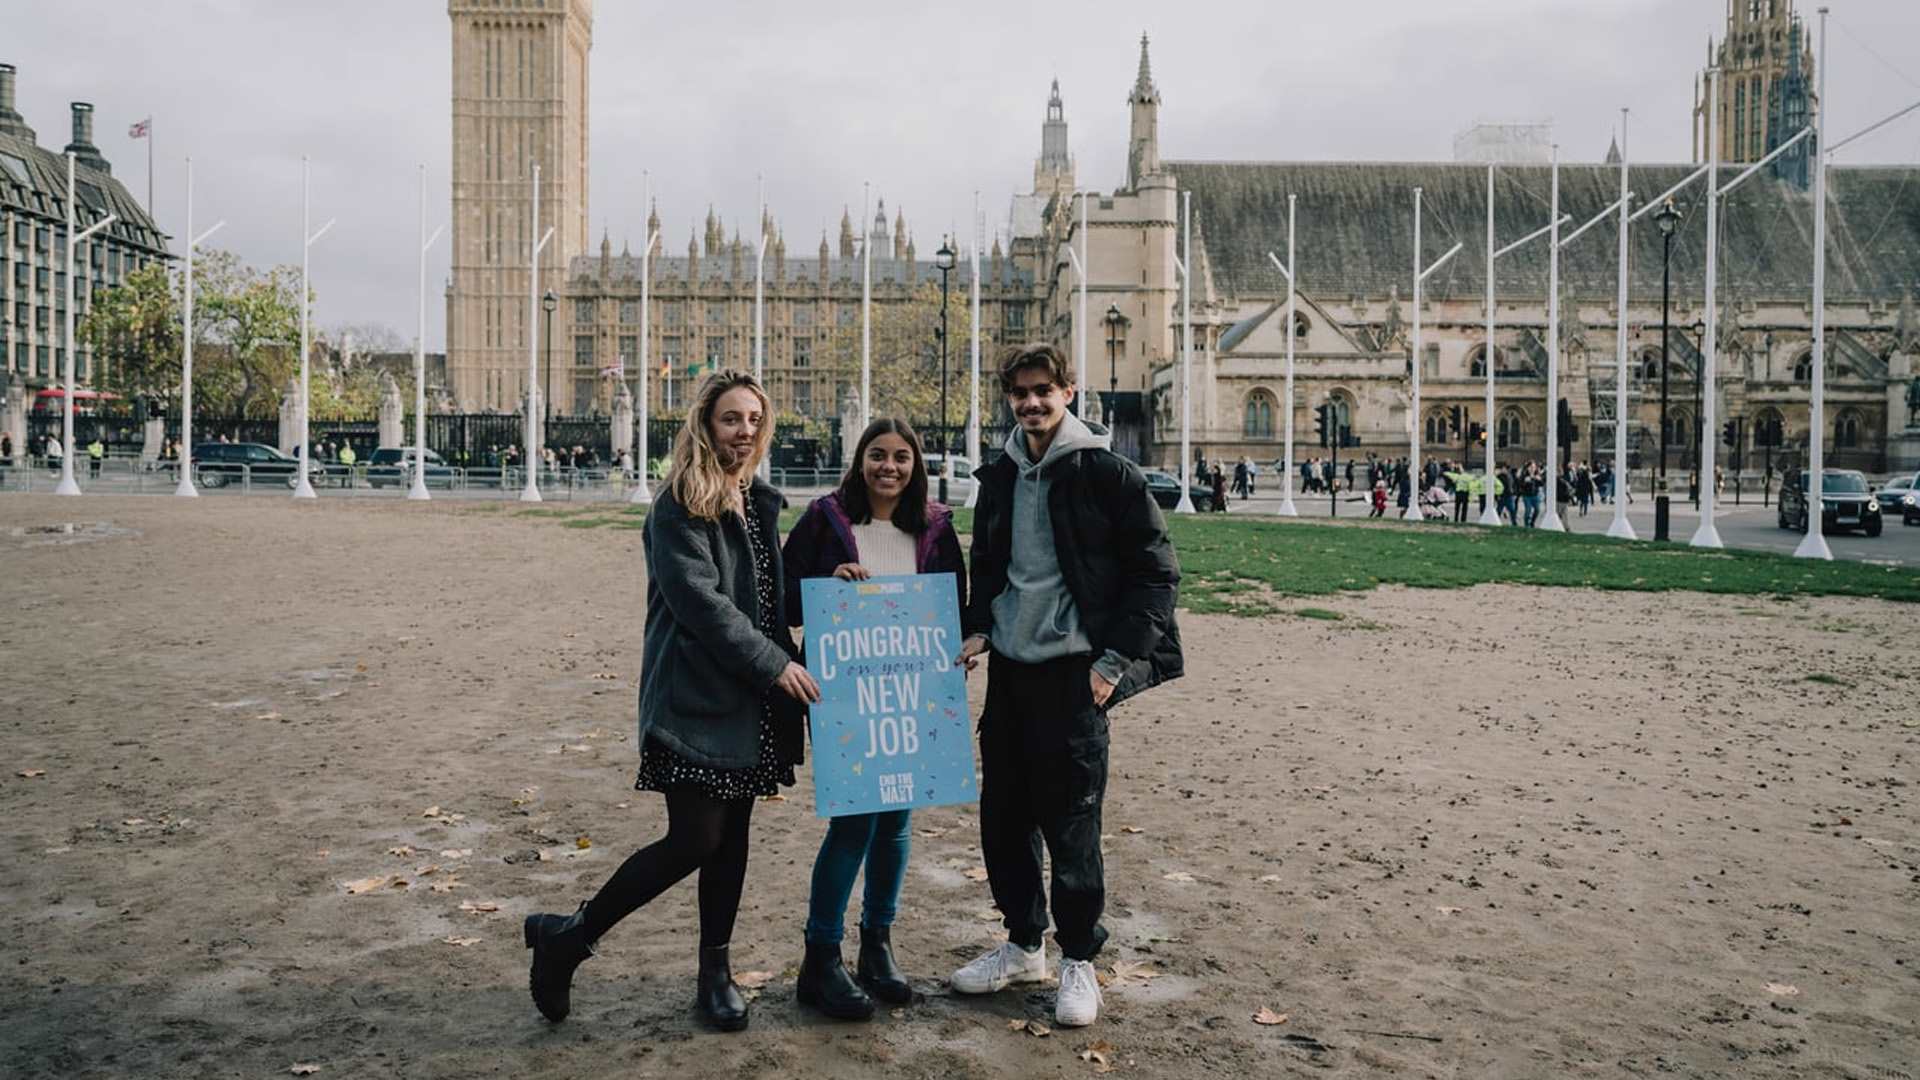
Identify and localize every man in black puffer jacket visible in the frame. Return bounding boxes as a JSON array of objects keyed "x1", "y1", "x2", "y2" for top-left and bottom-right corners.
[{"x1": 948, "y1": 342, "x2": 1182, "y2": 1030}]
